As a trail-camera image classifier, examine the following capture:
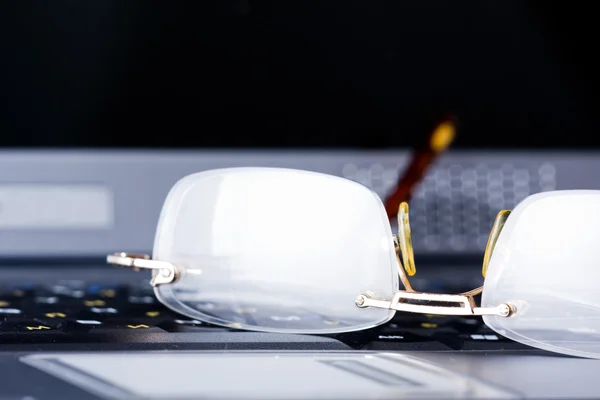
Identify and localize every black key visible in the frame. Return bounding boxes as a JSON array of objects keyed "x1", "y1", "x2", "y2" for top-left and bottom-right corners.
[
  {"x1": 129, "y1": 313, "x2": 181, "y2": 326},
  {"x1": 34, "y1": 286, "x2": 83, "y2": 303},
  {"x1": 0, "y1": 318, "x2": 60, "y2": 332},
  {"x1": 33, "y1": 295, "x2": 62, "y2": 305},
  {"x1": 450, "y1": 316, "x2": 484, "y2": 333},
  {"x1": 99, "y1": 310, "x2": 180, "y2": 327},
  {"x1": 18, "y1": 291, "x2": 83, "y2": 317},
  {"x1": 54, "y1": 280, "x2": 87, "y2": 289},
  {"x1": 363, "y1": 325, "x2": 453, "y2": 351},
  {"x1": 0, "y1": 306, "x2": 23, "y2": 319},
  {"x1": 0, "y1": 319, "x2": 70, "y2": 343},
  {"x1": 86, "y1": 320, "x2": 167, "y2": 335},
  {"x1": 459, "y1": 332, "x2": 530, "y2": 350},
  {"x1": 127, "y1": 284, "x2": 156, "y2": 305},
  {"x1": 52, "y1": 288, "x2": 86, "y2": 299},
  {"x1": 0, "y1": 295, "x2": 25, "y2": 307},
  {"x1": 80, "y1": 298, "x2": 119, "y2": 308},
  {"x1": 22, "y1": 304, "x2": 76, "y2": 316},
  {"x1": 83, "y1": 302, "x2": 120, "y2": 311},
  {"x1": 0, "y1": 283, "x2": 36, "y2": 301},
  {"x1": 365, "y1": 334, "x2": 453, "y2": 351},
  {"x1": 128, "y1": 294, "x2": 158, "y2": 305},
  {"x1": 382, "y1": 319, "x2": 468, "y2": 350},
  {"x1": 0, "y1": 294, "x2": 22, "y2": 308},
  {"x1": 159, "y1": 319, "x2": 231, "y2": 333},
  {"x1": 33, "y1": 311, "x2": 73, "y2": 325},
  {"x1": 394, "y1": 315, "x2": 453, "y2": 328},
  {"x1": 56, "y1": 319, "x2": 99, "y2": 333},
  {"x1": 75, "y1": 305, "x2": 121, "y2": 319},
  {"x1": 84, "y1": 283, "x2": 128, "y2": 299},
  {"x1": 117, "y1": 304, "x2": 174, "y2": 318}
]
